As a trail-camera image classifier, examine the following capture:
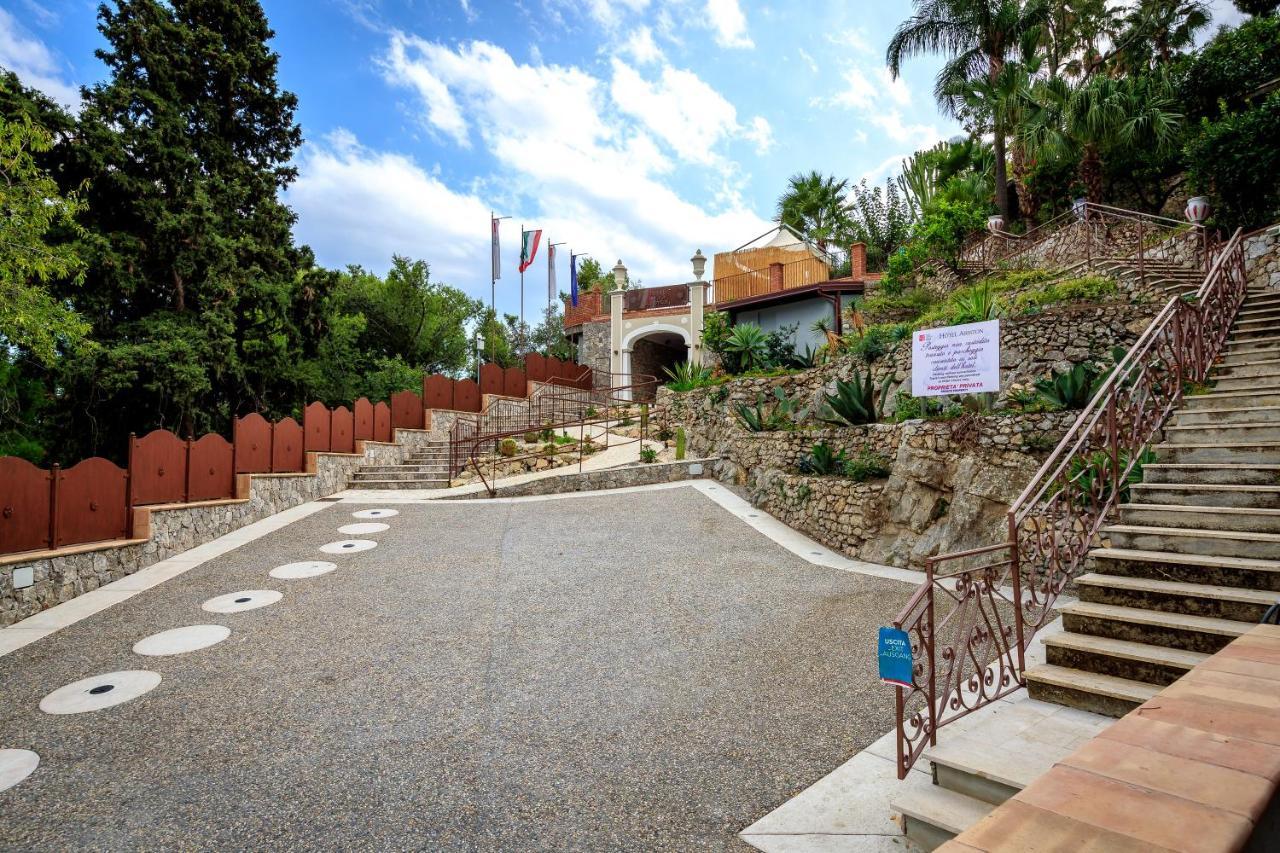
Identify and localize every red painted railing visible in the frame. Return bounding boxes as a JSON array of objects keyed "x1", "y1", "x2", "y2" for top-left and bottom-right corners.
[{"x1": 891, "y1": 229, "x2": 1249, "y2": 778}]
